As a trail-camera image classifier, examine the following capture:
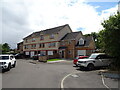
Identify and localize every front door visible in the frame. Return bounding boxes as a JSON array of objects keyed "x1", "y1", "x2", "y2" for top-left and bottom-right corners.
[{"x1": 30, "y1": 51, "x2": 35, "y2": 57}]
